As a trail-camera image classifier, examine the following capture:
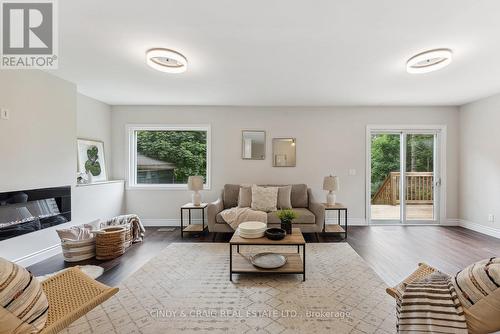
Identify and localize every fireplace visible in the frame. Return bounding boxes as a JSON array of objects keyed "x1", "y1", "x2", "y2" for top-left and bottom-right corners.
[{"x1": 0, "y1": 186, "x2": 71, "y2": 241}]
